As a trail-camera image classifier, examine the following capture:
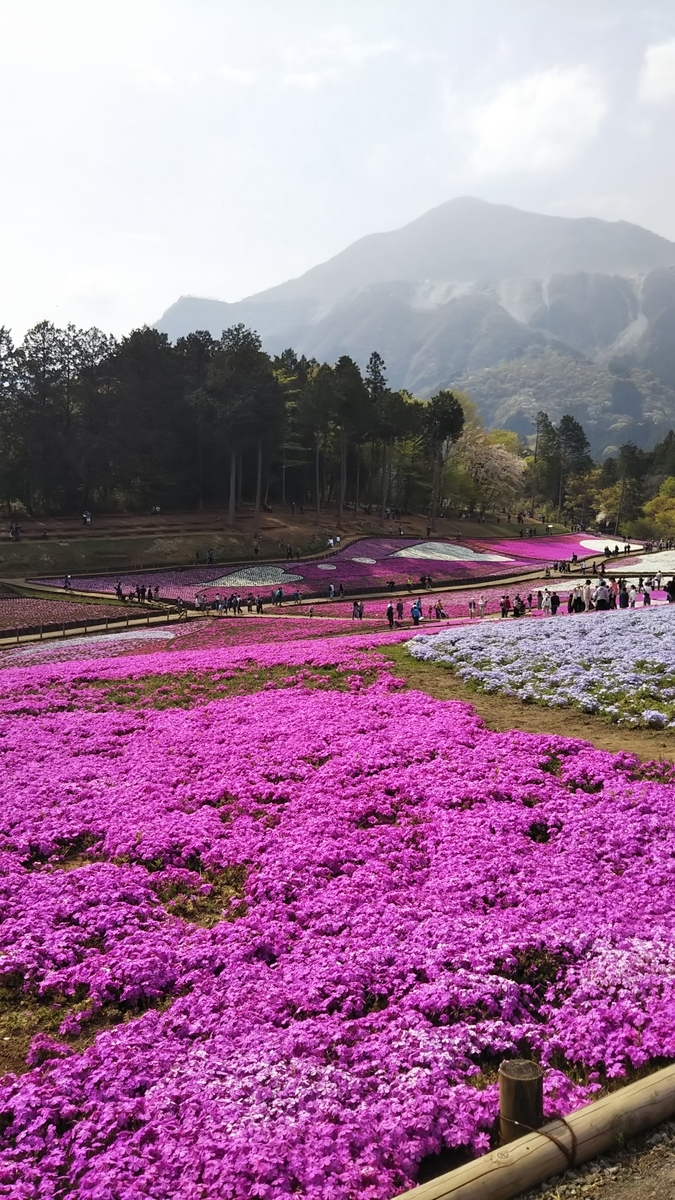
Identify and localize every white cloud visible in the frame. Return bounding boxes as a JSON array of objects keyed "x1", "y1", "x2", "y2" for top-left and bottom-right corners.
[
  {"x1": 219, "y1": 66, "x2": 256, "y2": 86},
  {"x1": 281, "y1": 30, "x2": 396, "y2": 88},
  {"x1": 639, "y1": 39, "x2": 675, "y2": 102},
  {"x1": 130, "y1": 64, "x2": 172, "y2": 93},
  {"x1": 470, "y1": 66, "x2": 607, "y2": 174}
]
